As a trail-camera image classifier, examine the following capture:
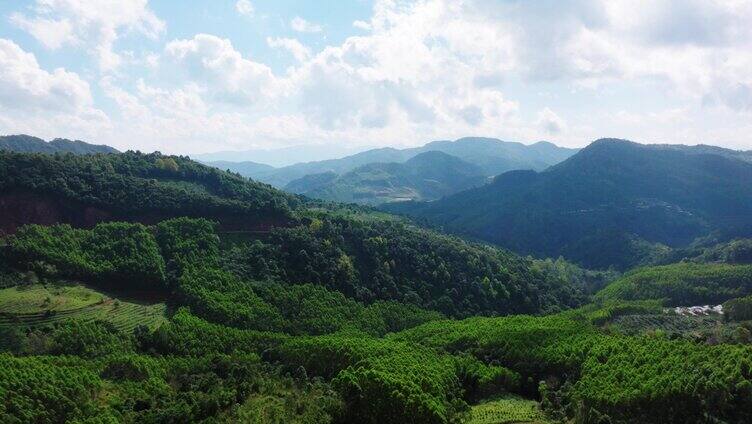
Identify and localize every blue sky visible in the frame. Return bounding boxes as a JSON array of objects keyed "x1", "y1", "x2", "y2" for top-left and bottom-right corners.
[{"x1": 0, "y1": 0, "x2": 751, "y2": 154}]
